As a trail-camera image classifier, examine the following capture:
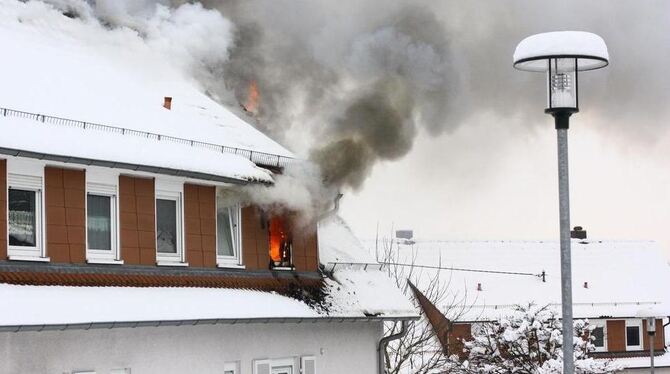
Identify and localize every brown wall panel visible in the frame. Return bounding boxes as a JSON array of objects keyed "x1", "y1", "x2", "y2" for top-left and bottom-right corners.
[
  {"x1": 606, "y1": 320, "x2": 626, "y2": 352},
  {"x1": 642, "y1": 318, "x2": 665, "y2": 351},
  {"x1": 184, "y1": 184, "x2": 216, "y2": 268},
  {"x1": 241, "y1": 205, "x2": 268, "y2": 270},
  {"x1": 290, "y1": 221, "x2": 319, "y2": 272},
  {"x1": 45, "y1": 167, "x2": 85, "y2": 264},
  {"x1": 0, "y1": 160, "x2": 6, "y2": 260},
  {"x1": 119, "y1": 175, "x2": 155, "y2": 266},
  {"x1": 449, "y1": 323, "x2": 472, "y2": 359}
]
